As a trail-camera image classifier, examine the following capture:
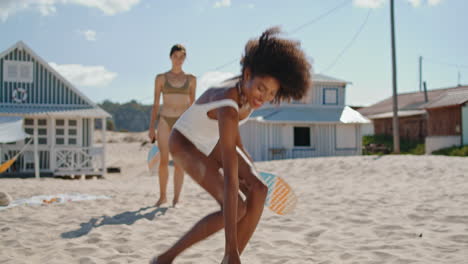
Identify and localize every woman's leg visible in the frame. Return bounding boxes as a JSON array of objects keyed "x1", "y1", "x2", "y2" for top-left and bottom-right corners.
[
  {"x1": 233, "y1": 148, "x2": 268, "y2": 254},
  {"x1": 153, "y1": 130, "x2": 247, "y2": 264},
  {"x1": 210, "y1": 146, "x2": 268, "y2": 254},
  {"x1": 155, "y1": 118, "x2": 171, "y2": 207},
  {"x1": 172, "y1": 163, "x2": 184, "y2": 207}
]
